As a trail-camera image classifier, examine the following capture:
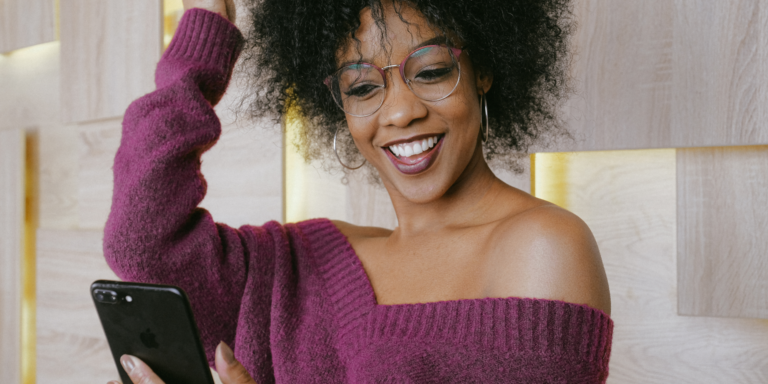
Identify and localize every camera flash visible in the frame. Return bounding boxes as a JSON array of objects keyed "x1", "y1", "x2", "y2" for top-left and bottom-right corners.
[{"x1": 125, "y1": 295, "x2": 133, "y2": 303}]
